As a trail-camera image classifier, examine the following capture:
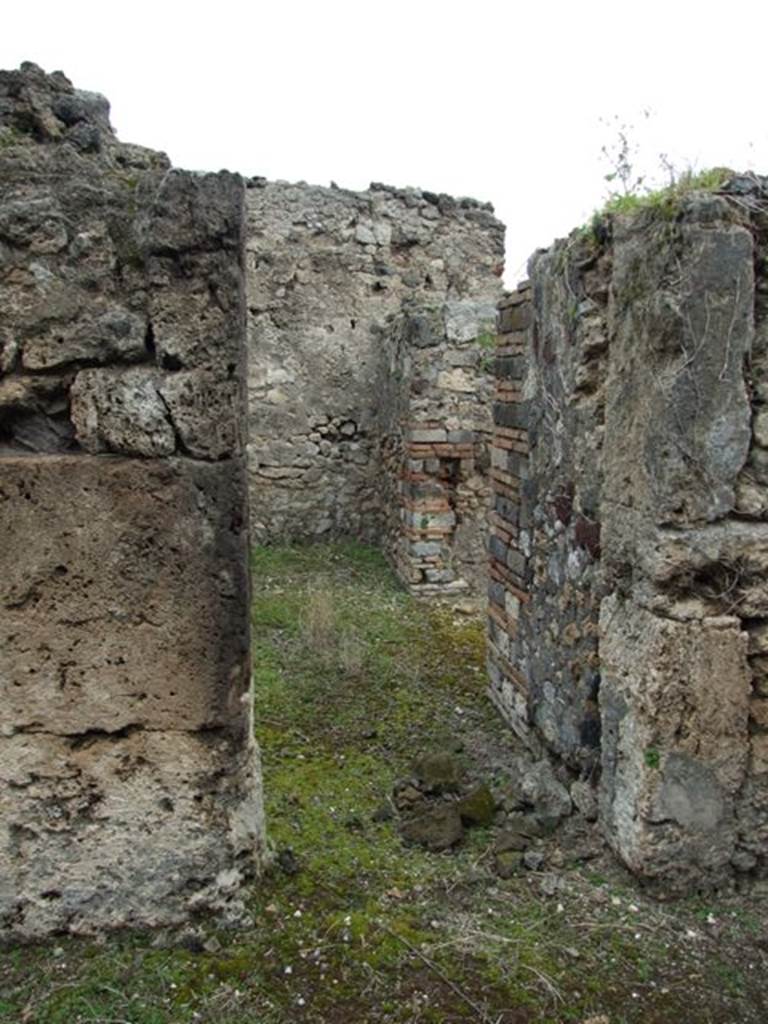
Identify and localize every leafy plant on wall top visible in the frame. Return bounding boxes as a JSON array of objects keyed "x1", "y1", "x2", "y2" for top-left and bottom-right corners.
[{"x1": 597, "y1": 110, "x2": 734, "y2": 217}]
